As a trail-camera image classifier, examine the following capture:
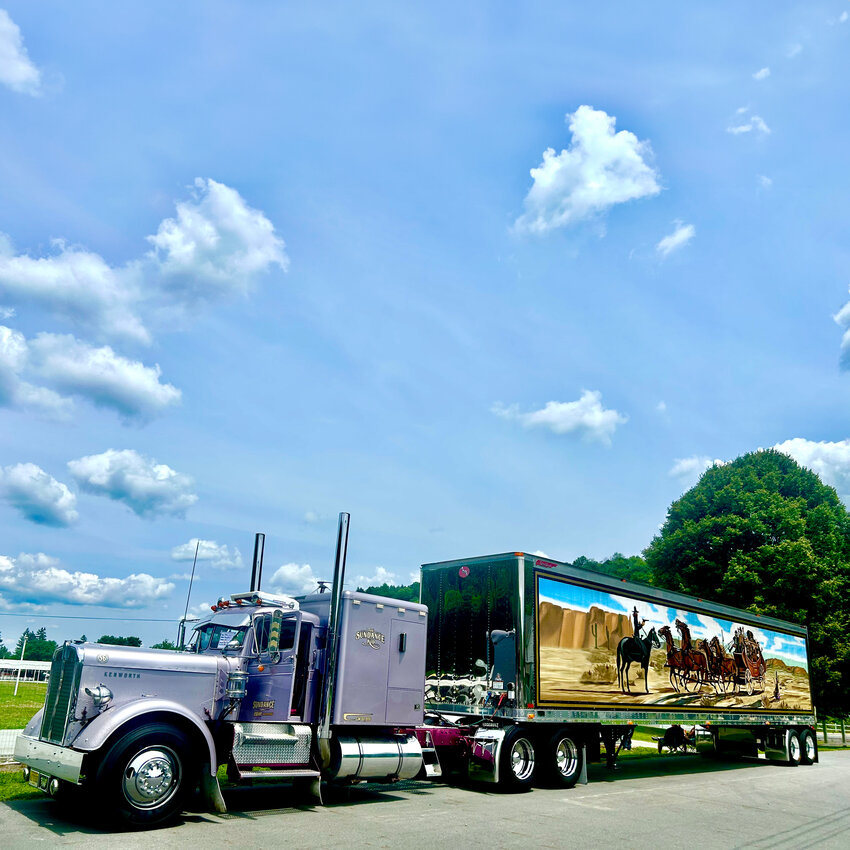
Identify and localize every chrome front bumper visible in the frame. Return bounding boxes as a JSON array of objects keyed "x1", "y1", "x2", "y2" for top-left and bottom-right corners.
[{"x1": 14, "y1": 734, "x2": 84, "y2": 784}]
